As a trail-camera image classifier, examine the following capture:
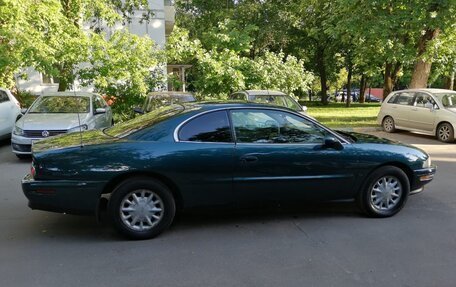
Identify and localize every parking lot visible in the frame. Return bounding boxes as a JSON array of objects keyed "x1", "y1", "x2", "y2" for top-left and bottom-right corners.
[{"x1": 0, "y1": 131, "x2": 455, "y2": 287}]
